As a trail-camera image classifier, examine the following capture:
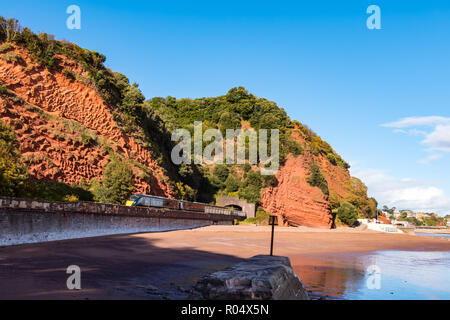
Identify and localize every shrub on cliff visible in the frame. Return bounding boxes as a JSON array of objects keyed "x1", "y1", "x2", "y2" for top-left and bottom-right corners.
[
  {"x1": 344, "y1": 177, "x2": 378, "y2": 218},
  {"x1": 238, "y1": 170, "x2": 263, "y2": 204},
  {"x1": 213, "y1": 164, "x2": 230, "y2": 183},
  {"x1": 0, "y1": 120, "x2": 27, "y2": 196},
  {"x1": 283, "y1": 135, "x2": 303, "y2": 157},
  {"x1": 306, "y1": 163, "x2": 329, "y2": 196},
  {"x1": 225, "y1": 175, "x2": 239, "y2": 193},
  {"x1": 244, "y1": 170, "x2": 263, "y2": 189},
  {"x1": 329, "y1": 190, "x2": 341, "y2": 210},
  {"x1": 336, "y1": 202, "x2": 359, "y2": 227},
  {"x1": 238, "y1": 185, "x2": 262, "y2": 204},
  {"x1": 119, "y1": 83, "x2": 145, "y2": 119},
  {"x1": 176, "y1": 182, "x2": 196, "y2": 201},
  {"x1": 327, "y1": 153, "x2": 338, "y2": 165},
  {"x1": 262, "y1": 174, "x2": 276, "y2": 188},
  {"x1": 81, "y1": 132, "x2": 97, "y2": 146},
  {"x1": 0, "y1": 17, "x2": 22, "y2": 42},
  {"x1": 219, "y1": 112, "x2": 241, "y2": 135},
  {"x1": 0, "y1": 84, "x2": 8, "y2": 95},
  {"x1": 1, "y1": 51, "x2": 25, "y2": 65},
  {"x1": 259, "y1": 113, "x2": 281, "y2": 130},
  {"x1": 21, "y1": 179, "x2": 93, "y2": 202},
  {"x1": 63, "y1": 68, "x2": 76, "y2": 80},
  {"x1": 0, "y1": 42, "x2": 14, "y2": 53}
]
